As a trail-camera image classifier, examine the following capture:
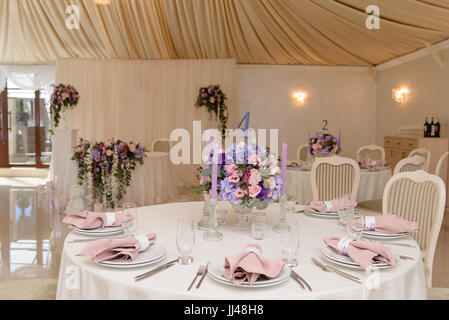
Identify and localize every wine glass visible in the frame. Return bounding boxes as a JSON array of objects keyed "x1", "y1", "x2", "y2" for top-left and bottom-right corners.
[{"x1": 177, "y1": 219, "x2": 195, "y2": 264}]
